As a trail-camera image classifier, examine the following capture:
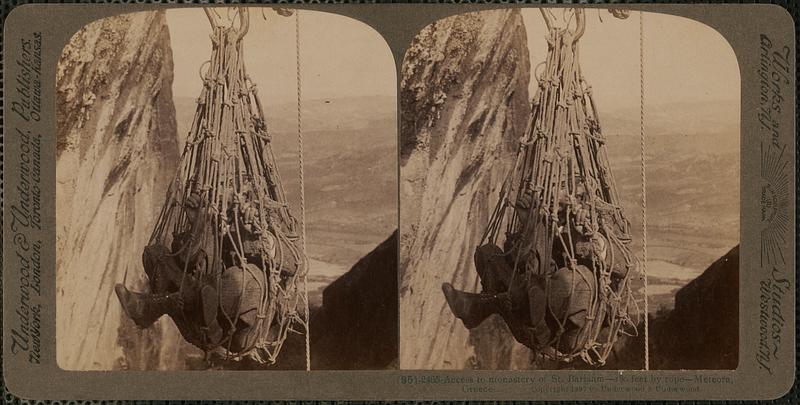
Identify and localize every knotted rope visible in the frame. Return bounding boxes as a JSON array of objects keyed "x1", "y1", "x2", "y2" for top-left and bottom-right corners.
[
  {"x1": 139, "y1": 7, "x2": 308, "y2": 366},
  {"x1": 639, "y1": 10, "x2": 650, "y2": 371}
]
